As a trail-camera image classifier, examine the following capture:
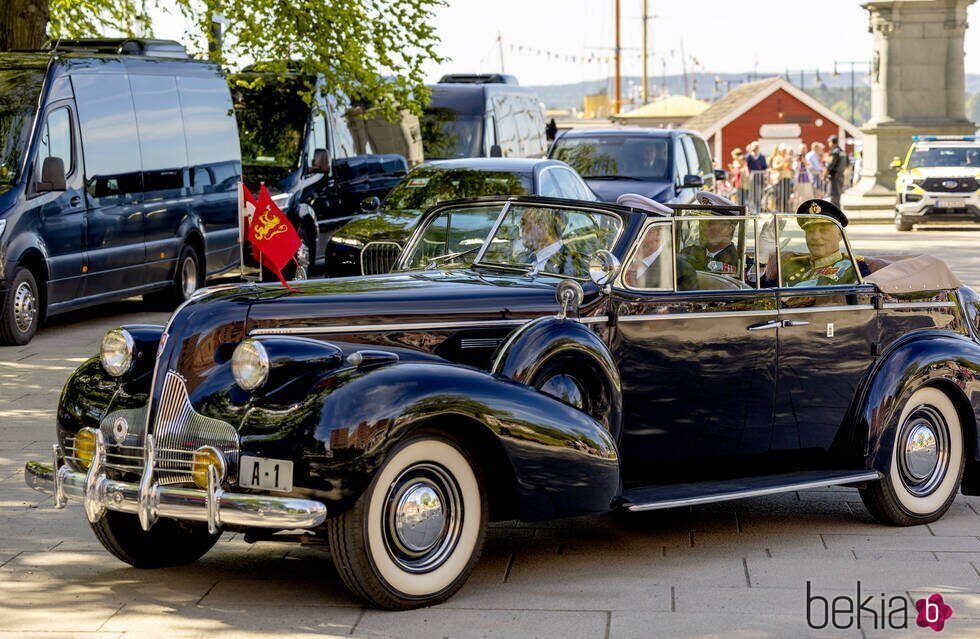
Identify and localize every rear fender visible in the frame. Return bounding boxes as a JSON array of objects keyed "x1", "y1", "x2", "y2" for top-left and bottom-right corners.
[
  {"x1": 852, "y1": 333, "x2": 980, "y2": 494},
  {"x1": 243, "y1": 361, "x2": 620, "y2": 521}
]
